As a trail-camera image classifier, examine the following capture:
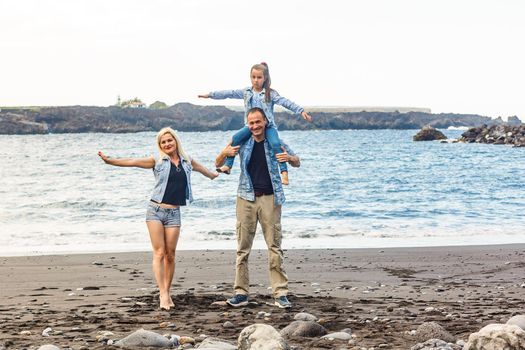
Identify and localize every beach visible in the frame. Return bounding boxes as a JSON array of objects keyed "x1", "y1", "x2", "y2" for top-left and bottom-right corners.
[{"x1": 2, "y1": 244, "x2": 525, "y2": 349}]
